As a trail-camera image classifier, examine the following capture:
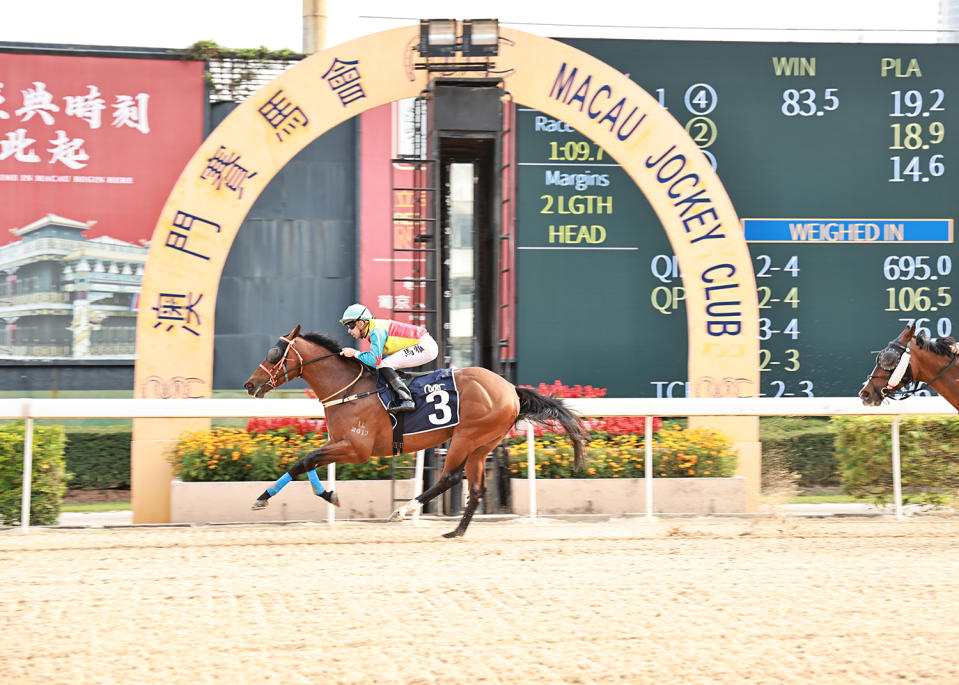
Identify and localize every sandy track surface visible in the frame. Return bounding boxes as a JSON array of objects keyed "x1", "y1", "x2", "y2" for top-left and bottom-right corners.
[{"x1": 3, "y1": 516, "x2": 959, "y2": 684}]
